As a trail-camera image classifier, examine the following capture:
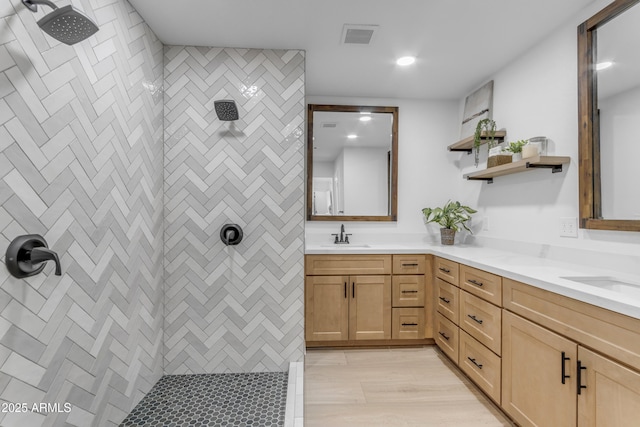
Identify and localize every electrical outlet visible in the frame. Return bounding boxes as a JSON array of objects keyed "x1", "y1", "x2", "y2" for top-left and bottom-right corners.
[
  {"x1": 560, "y1": 217, "x2": 578, "y2": 237},
  {"x1": 483, "y1": 216, "x2": 490, "y2": 232}
]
